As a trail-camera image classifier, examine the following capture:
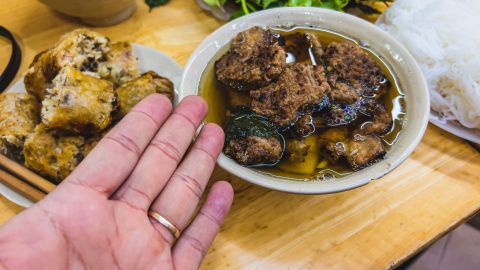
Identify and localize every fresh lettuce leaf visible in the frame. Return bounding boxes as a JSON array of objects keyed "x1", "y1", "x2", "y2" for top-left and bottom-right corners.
[{"x1": 201, "y1": 0, "x2": 392, "y2": 19}]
